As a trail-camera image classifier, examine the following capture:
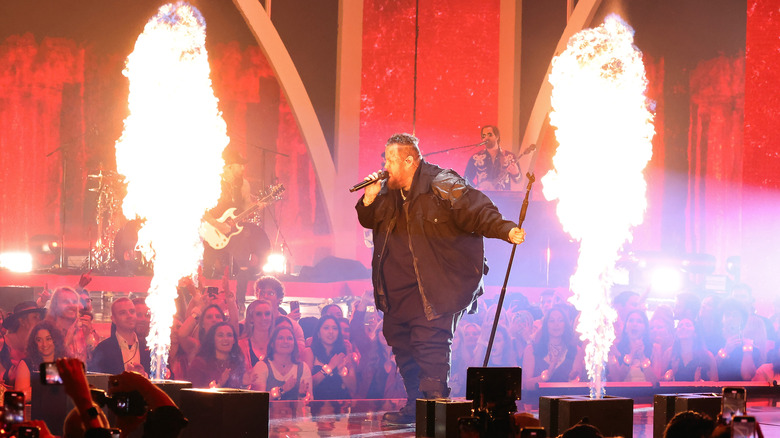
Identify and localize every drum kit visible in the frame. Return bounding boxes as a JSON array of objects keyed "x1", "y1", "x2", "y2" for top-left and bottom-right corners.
[
  {"x1": 83, "y1": 169, "x2": 276, "y2": 276},
  {"x1": 85, "y1": 169, "x2": 151, "y2": 275}
]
